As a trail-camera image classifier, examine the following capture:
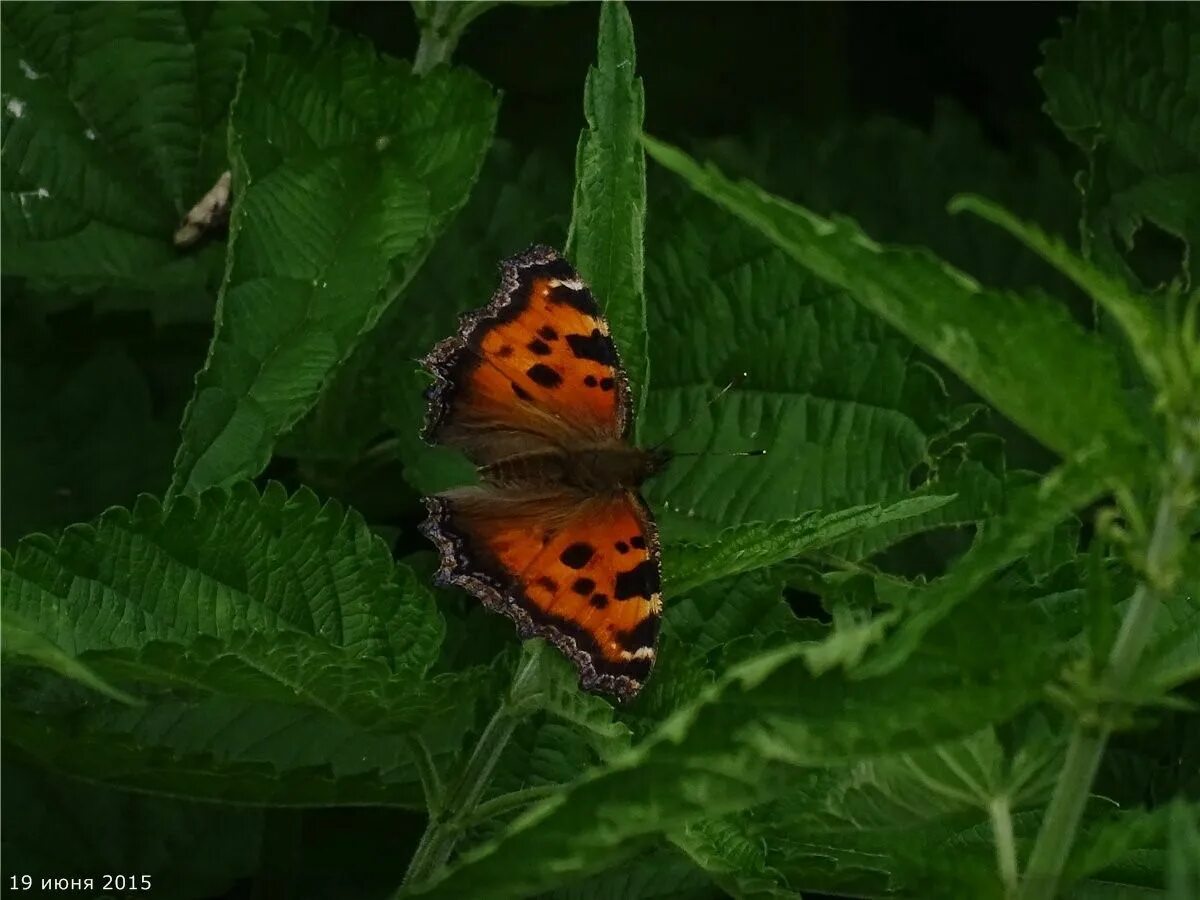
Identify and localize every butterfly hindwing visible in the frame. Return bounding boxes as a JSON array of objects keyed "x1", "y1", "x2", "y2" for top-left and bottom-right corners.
[
  {"x1": 422, "y1": 246, "x2": 630, "y2": 466},
  {"x1": 421, "y1": 486, "x2": 662, "y2": 699}
]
